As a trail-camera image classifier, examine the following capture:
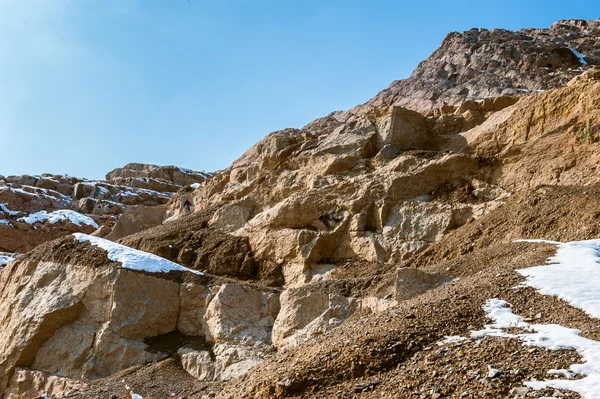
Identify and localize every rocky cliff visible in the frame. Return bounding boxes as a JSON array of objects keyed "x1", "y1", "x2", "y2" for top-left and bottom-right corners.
[{"x1": 2, "y1": 19, "x2": 600, "y2": 399}]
